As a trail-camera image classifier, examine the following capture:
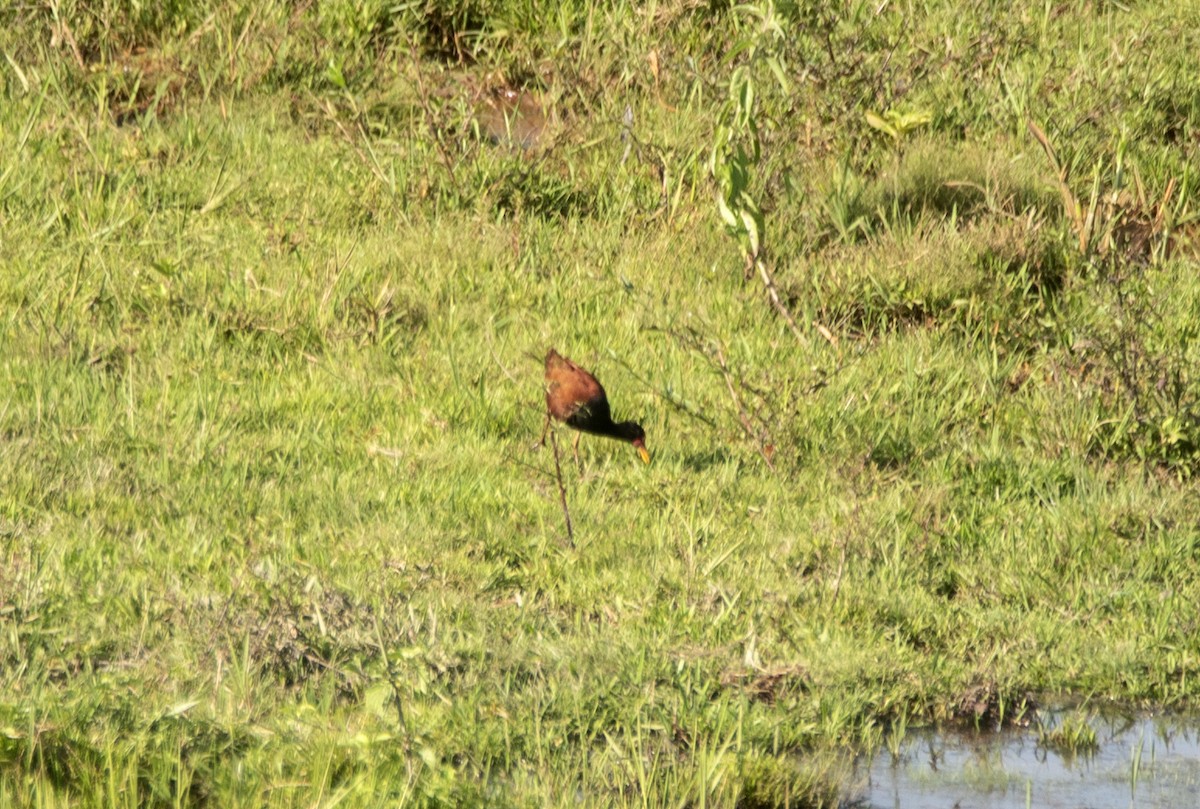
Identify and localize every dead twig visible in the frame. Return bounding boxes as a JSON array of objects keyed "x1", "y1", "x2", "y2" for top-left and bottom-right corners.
[
  {"x1": 642, "y1": 326, "x2": 781, "y2": 470},
  {"x1": 607, "y1": 348, "x2": 720, "y2": 430},
  {"x1": 813, "y1": 320, "x2": 838, "y2": 347},
  {"x1": 49, "y1": 0, "x2": 86, "y2": 71},
  {"x1": 502, "y1": 445, "x2": 555, "y2": 482},
  {"x1": 714, "y1": 346, "x2": 776, "y2": 472},
  {"x1": 749, "y1": 255, "x2": 810, "y2": 347}
]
